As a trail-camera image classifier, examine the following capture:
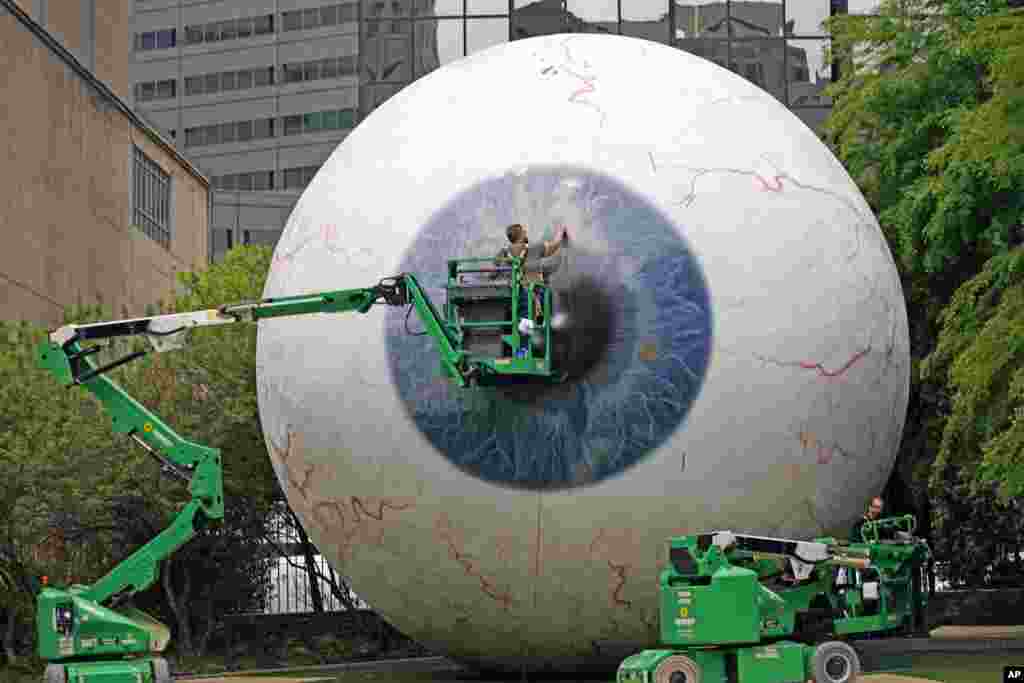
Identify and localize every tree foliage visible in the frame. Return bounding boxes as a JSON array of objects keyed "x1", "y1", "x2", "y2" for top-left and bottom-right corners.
[
  {"x1": 824, "y1": 0, "x2": 1024, "y2": 585},
  {"x1": 921, "y1": 260, "x2": 1024, "y2": 584},
  {"x1": 0, "y1": 246, "x2": 286, "y2": 662}
]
